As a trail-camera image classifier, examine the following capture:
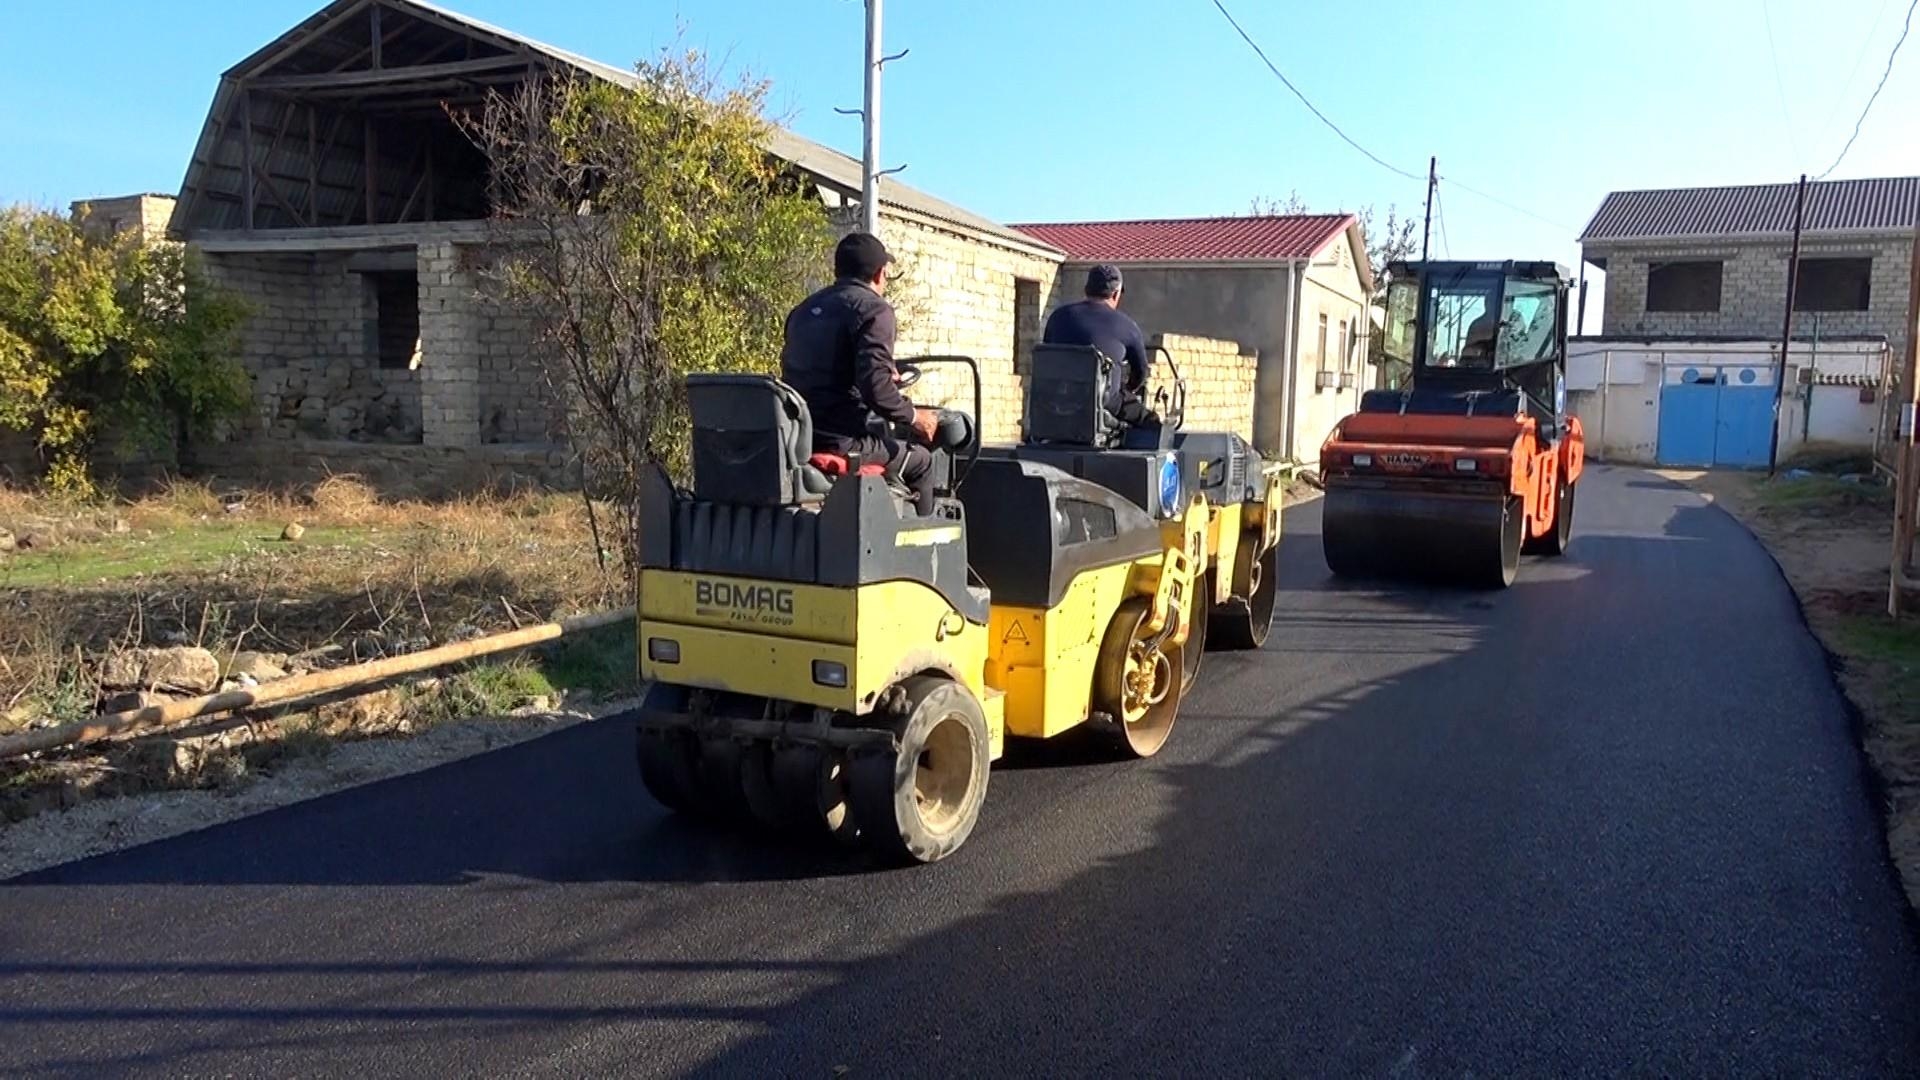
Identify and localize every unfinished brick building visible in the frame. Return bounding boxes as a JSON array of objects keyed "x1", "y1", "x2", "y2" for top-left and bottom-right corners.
[{"x1": 167, "y1": 0, "x2": 1087, "y2": 493}]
